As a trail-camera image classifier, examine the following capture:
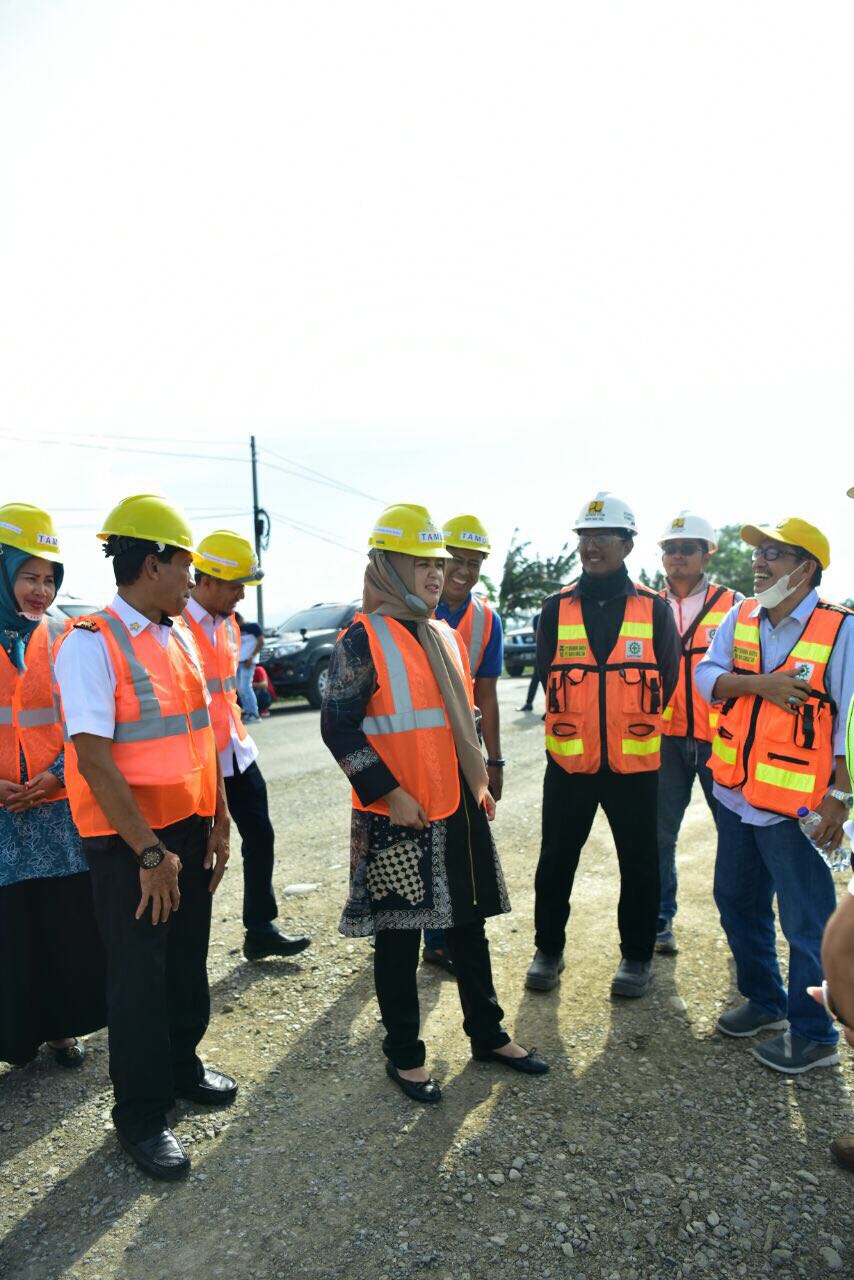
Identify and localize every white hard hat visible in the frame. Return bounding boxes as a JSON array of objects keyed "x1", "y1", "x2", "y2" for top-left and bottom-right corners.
[
  {"x1": 658, "y1": 510, "x2": 717, "y2": 552},
  {"x1": 573, "y1": 491, "x2": 637, "y2": 535}
]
